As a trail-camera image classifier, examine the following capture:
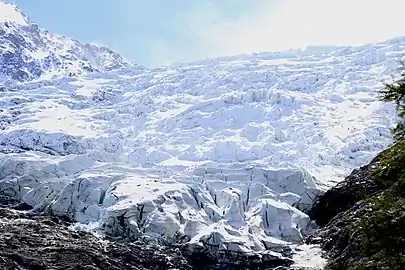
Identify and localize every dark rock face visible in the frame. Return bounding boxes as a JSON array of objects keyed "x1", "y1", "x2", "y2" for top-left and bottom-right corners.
[
  {"x1": 307, "y1": 201, "x2": 373, "y2": 269},
  {"x1": 305, "y1": 158, "x2": 381, "y2": 269},
  {"x1": 307, "y1": 146, "x2": 405, "y2": 269},
  {"x1": 0, "y1": 207, "x2": 192, "y2": 270},
  {"x1": 308, "y1": 154, "x2": 383, "y2": 227},
  {"x1": 182, "y1": 244, "x2": 293, "y2": 270}
]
